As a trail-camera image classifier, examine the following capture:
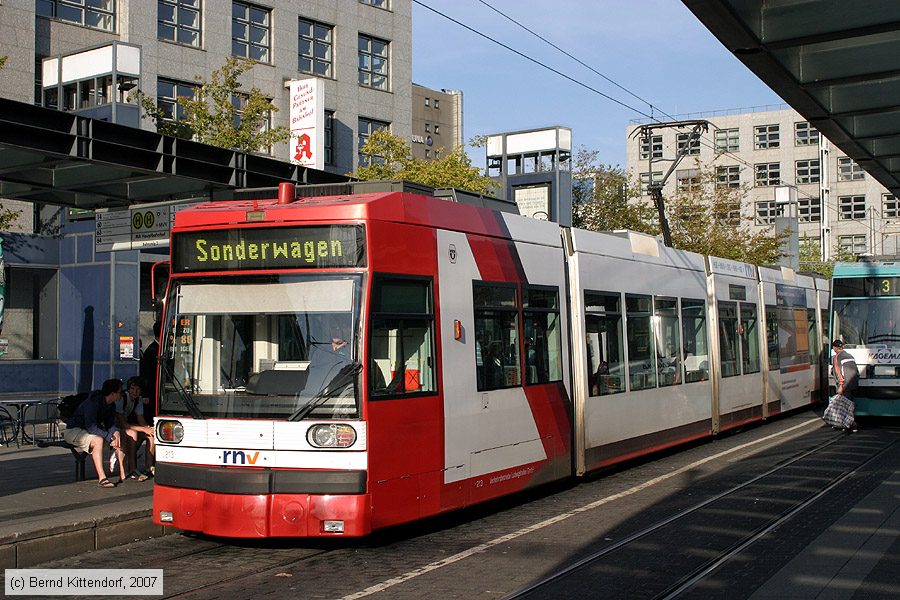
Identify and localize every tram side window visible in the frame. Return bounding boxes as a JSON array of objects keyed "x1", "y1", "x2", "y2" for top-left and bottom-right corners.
[
  {"x1": 655, "y1": 297, "x2": 681, "y2": 386},
  {"x1": 741, "y1": 304, "x2": 761, "y2": 374},
  {"x1": 585, "y1": 291, "x2": 625, "y2": 396},
  {"x1": 523, "y1": 286, "x2": 563, "y2": 384},
  {"x1": 807, "y1": 308, "x2": 818, "y2": 364},
  {"x1": 718, "y1": 302, "x2": 739, "y2": 378},
  {"x1": 474, "y1": 283, "x2": 520, "y2": 391},
  {"x1": 766, "y1": 305, "x2": 779, "y2": 371},
  {"x1": 626, "y1": 294, "x2": 657, "y2": 390},
  {"x1": 681, "y1": 299, "x2": 708, "y2": 383},
  {"x1": 369, "y1": 278, "x2": 435, "y2": 397}
]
